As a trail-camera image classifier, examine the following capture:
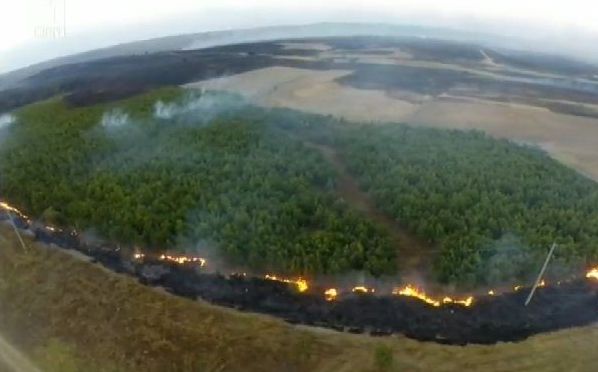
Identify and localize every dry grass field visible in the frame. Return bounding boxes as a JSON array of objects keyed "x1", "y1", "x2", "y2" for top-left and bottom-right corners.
[
  {"x1": 186, "y1": 67, "x2": 419, "y2": 122},
  {"x1": 1, "y1": 225, "x2": 597, "y2": 372},
  {"x1": 186, "y1": 66, "x2": 598, "y2": 182}
]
